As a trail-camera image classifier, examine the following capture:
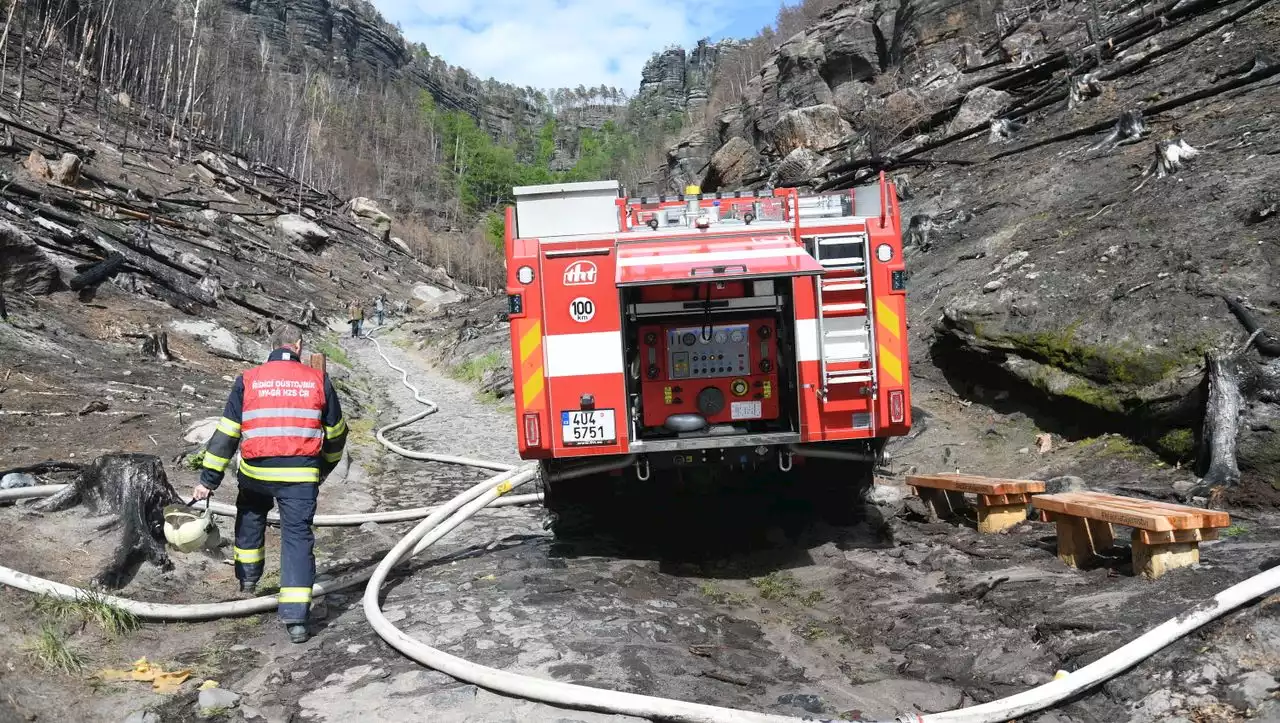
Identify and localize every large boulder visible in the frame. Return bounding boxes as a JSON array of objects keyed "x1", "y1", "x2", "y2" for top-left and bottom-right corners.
[
  {"x1": 947, "y1": 87, "x2": 1013, "y2": 135},
  {"x1": 274, "y1": 214, "x2": 331, "y2": 251},
  {"x1": 346, "y1": 197, "x2": 392, "y2": 241},
  {"x1": 703, "y1": 138, "x2": 761, "y2": 191},
  {"x1": 773, "y1": 148, "x2": 824, "y2": 187},
  {"x1": 769, "y1": 104, "x2": 851, "y2": 156},
  {"x1": 0, "y1": 221, "x2": 61, "y2": 294},
  {"x1": 412, "y1": 283, "x2": 464, "y2": 313}
]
